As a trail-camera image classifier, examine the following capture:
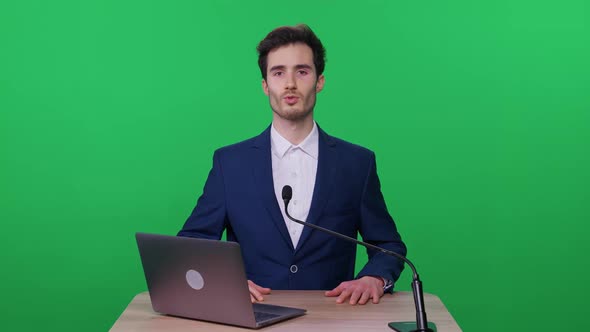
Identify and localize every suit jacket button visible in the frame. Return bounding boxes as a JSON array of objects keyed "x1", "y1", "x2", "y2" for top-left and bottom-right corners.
[{"x1": 290, "y1": 265, "x2": 298, "y2": 273}]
